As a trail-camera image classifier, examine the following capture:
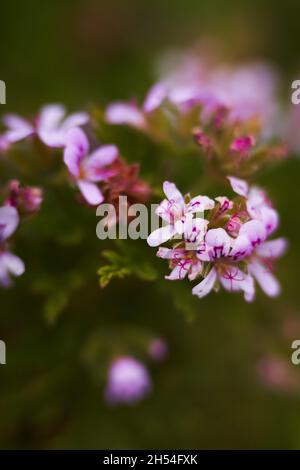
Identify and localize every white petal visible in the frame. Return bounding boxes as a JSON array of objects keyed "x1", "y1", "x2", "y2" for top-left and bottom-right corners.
[
  {"x1": 192, "y1": 268, "x2": 217, "y2": 298},
  {"x1": 205, "y1": 228, "x2": 232, "y2": 258},
  {"x1": 156, "y1": 247, "x2": 185, "y2": 259},
  {"x1": 1, "y1": 252, "x2": 25, "y2": 276},
  {"x1": 188, "y1": 195, "x2": 215, "y2": 212},
  {"x1": 183, "y1": 217, "x2": 208, "y2": 244},
  {"x1": 165, "y1": 264, "x2": 189, "y2": 280},
  {"x1": 256, "y1": 238, "x2": 288, "y2": 259},
  {"x1": 3, "y1": 114, "x2": 33, "y2": 142},
  {"x1": 77, "y1": 180, "x2": 104, "y2": 205},
  {"x1": 239, "y1": 219, "x2": 267, "y2": 247},
  {"x1": 85, "y1": 145, "x2": 118, "y2": 175},
  {"x1": 143, "y1": 83, "x2": 167, "y2": 113},
  {"x1": 230, "y1": 235, "x2": 252, "y2": 261},
  {"x1": 38, "y1": 104, "x2": 65, "y2": 131},
  {"x1": 249, "y1": 260, "x2": 281, "y2": 297},
  {"x1": 0, "y1": 206, "x2": 19, "y2": 240},
  {"x1": 227, "y1": 176, "x2": 249, "y2": 197},
  {"x1": 163, "y1": 181, "x2": 184, "y2": 205},
  {"x1": 147, "y1": 224, "x2": 176, "y2": 247},
  {"x1": 61, "y1": 112, "x2": 89, "y2": 130},
  {"x1": 259, "y1": 207, "x2": 279, "y2": 236},
  {"x1": 219, "y1": 266, "x2": 255, "y2": 302},
  {"x1": 65, "y1": 127, "x2": 89, "y2": 154},
  {"x1": 247, "y1": 186, "x2": 267, "y2": 217},
  {"x1": 105, "y1": 102, "x2": 145, "y2": 128}
]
